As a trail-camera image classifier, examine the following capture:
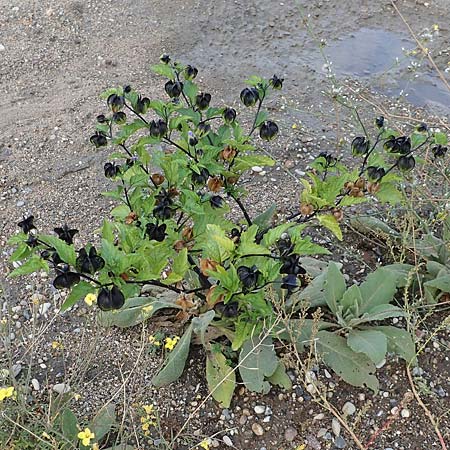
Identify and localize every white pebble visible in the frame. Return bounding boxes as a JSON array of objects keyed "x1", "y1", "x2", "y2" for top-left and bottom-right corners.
[{"x1": 401, "y1": 408, "x2": 410, "y2": 418}]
